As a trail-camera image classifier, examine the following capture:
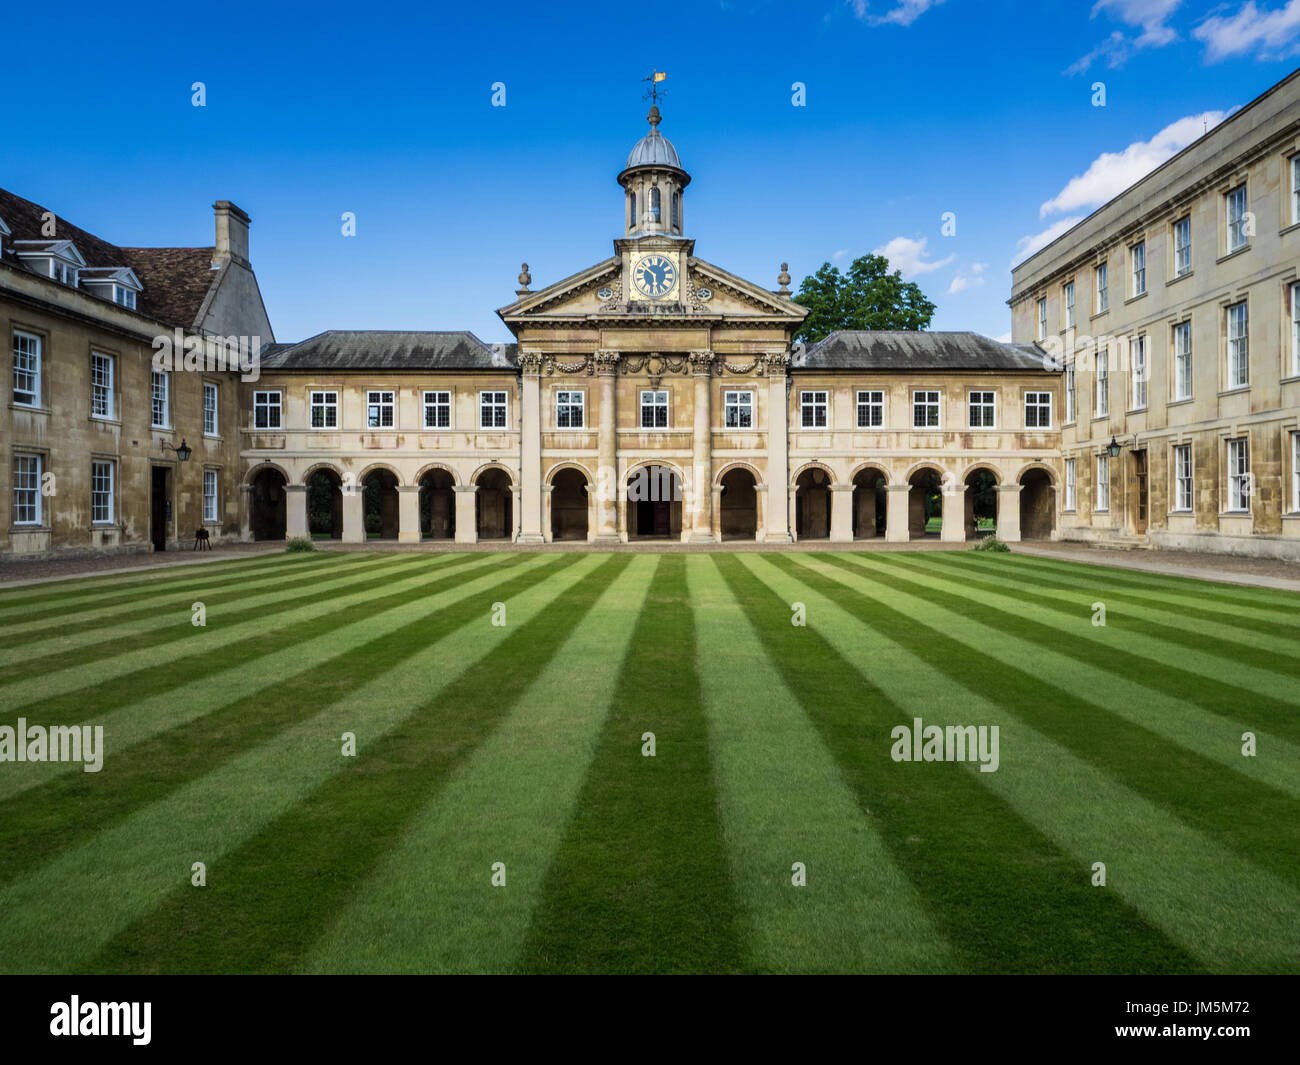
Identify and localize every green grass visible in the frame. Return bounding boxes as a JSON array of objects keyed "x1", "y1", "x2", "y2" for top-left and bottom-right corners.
[{"x1": 0, "y1": 548, "x2": 1296, "y2": 974}]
